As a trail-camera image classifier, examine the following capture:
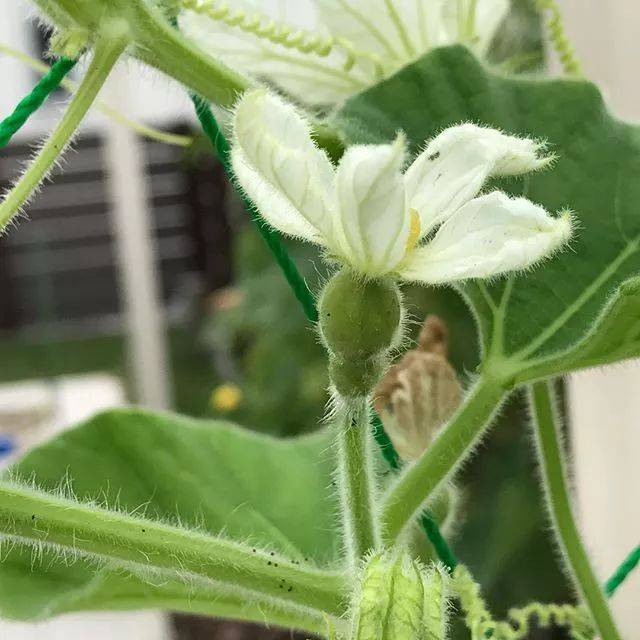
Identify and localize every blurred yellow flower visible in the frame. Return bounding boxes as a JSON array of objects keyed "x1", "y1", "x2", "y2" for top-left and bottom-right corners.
[{"x1": 210, "y1": 383, "x2": 243, "y2": 412}]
